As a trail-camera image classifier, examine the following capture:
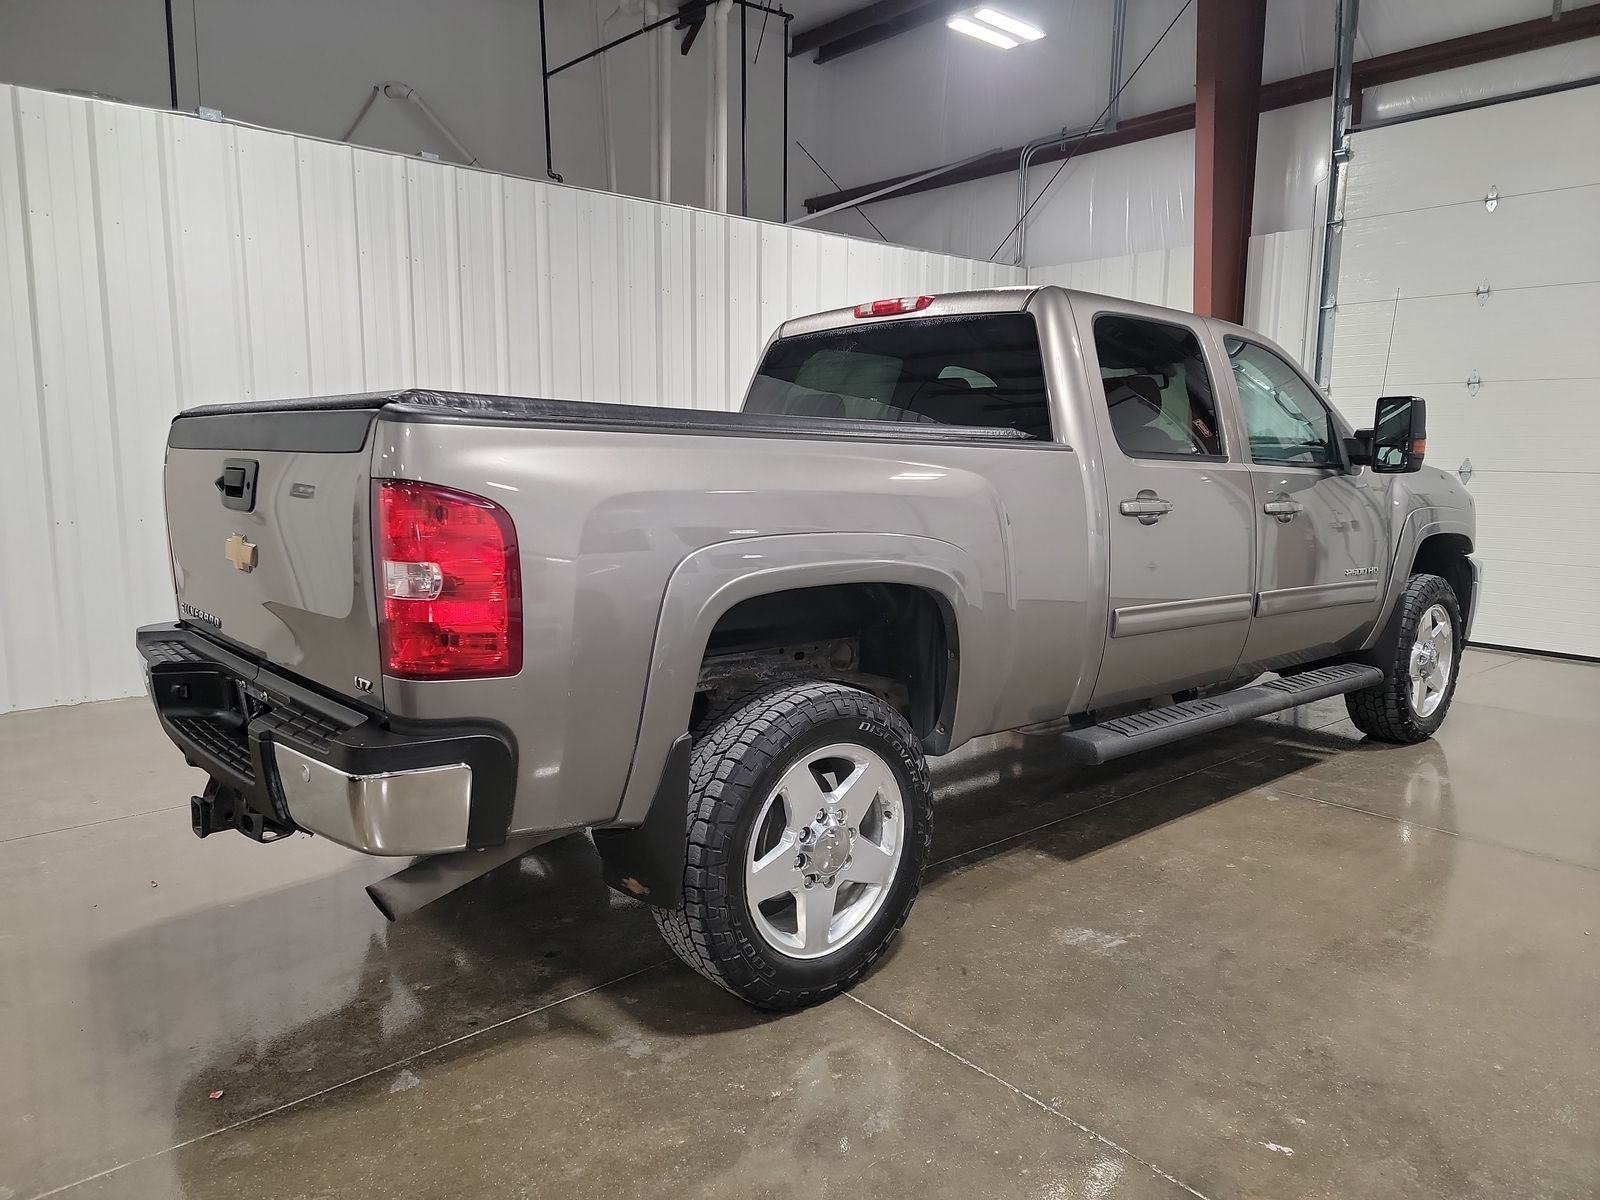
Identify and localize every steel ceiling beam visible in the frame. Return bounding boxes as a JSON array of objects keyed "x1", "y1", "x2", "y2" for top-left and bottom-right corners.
[
  {"x1": 789, "y1": 0, "x2": 963, "y2": 63},
  {"x1": 802, "y1": 3, "x2": 1600, "y2": 213},
  {"x1": 804, "y1": 103, "x2": 1200, "y2": 214}
]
